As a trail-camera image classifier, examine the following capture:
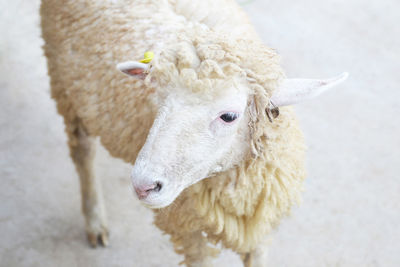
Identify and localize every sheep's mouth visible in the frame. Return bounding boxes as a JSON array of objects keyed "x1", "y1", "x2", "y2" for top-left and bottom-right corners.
[
  {"x1": 142, "y1": 202, "x2": 170, "y2": 209},
  {"x1": 140, "y1": 197, "x2": 176, "y2": 209}
]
